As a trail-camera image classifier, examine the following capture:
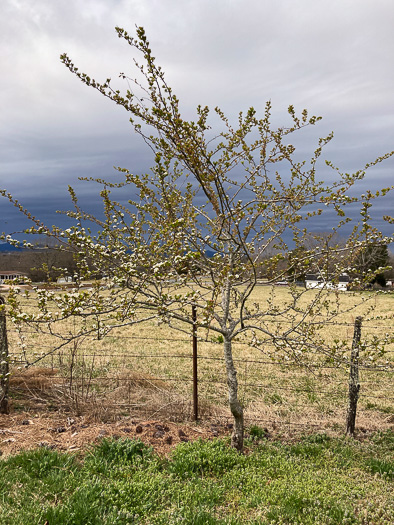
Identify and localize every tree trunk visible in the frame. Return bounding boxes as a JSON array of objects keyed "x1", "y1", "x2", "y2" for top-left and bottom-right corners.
[
  {"x1": 0, "y1": 296, "x2": 10, "y2": 414},
  {"x1": 223, "y1": 336, "x2": 244, "y2": 451}
]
